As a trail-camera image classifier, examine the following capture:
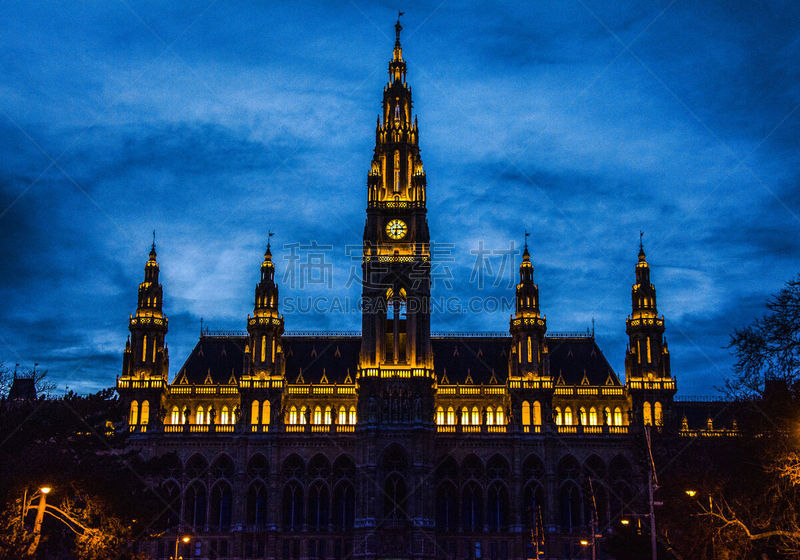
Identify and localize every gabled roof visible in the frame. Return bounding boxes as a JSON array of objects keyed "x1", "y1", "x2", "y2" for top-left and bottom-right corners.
[{"x1": 173, "y1": 334, "x2": 621, "y2": 387}]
